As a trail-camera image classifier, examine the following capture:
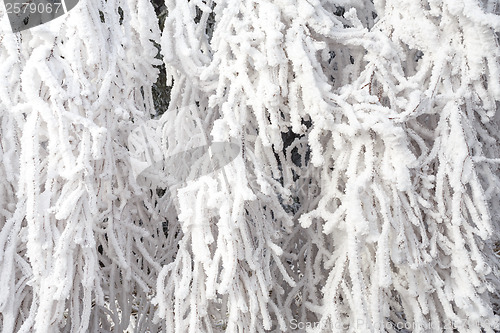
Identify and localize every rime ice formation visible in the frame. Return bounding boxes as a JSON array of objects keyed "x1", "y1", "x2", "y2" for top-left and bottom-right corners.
[{"x1": 1, "y1": 0, "x2": 500, "y2": 332}]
